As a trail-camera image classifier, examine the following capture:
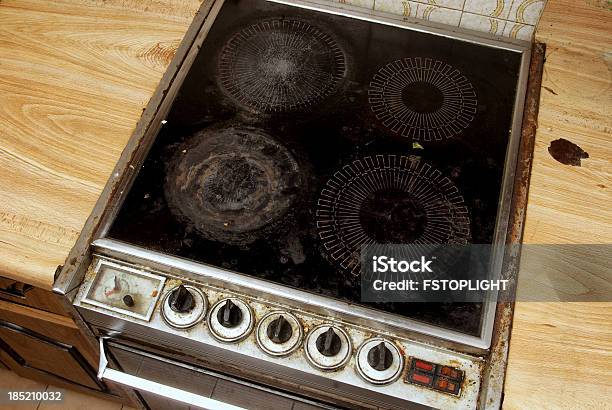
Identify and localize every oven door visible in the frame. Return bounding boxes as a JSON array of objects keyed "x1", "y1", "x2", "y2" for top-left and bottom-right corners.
[{"x1": 99, "y1": 338, "x2": 329, "y2": 410}]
